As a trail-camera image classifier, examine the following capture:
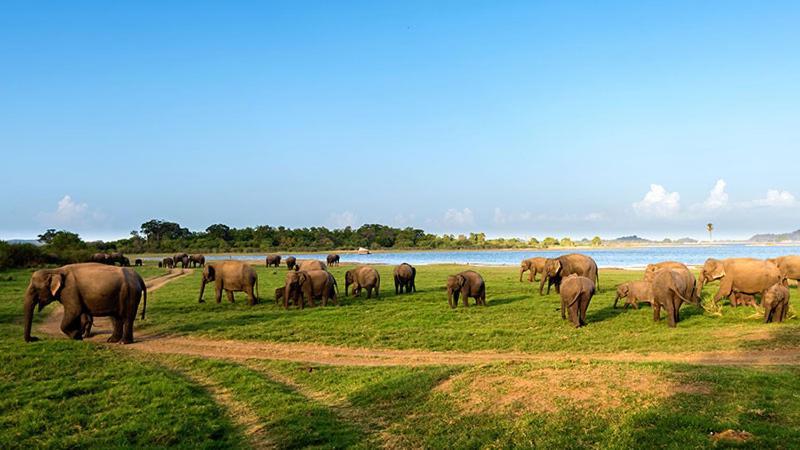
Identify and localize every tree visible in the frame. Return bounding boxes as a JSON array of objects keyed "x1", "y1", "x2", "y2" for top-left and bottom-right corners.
[
  {"x1": 706, "y1": 223, "x2": 714, "y2": 241},
  {"x1": 37, "y1": 229, "x2": 58, "y2": 244},
  {"x1": 591, "y1": 236, "x2": 602, "y2": 246},
  {"x1": 206, "y1": 224, "x2": 233, "y2": 242}
]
